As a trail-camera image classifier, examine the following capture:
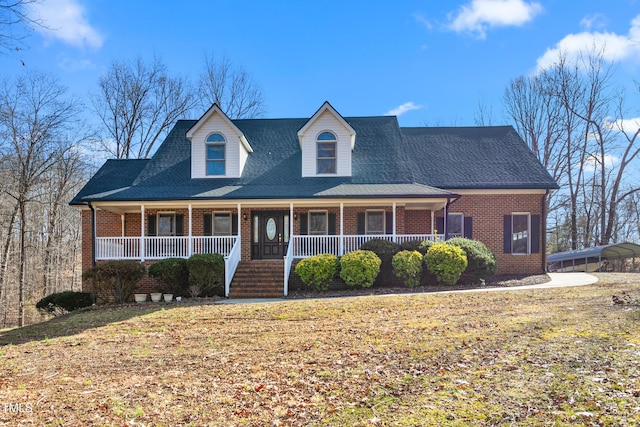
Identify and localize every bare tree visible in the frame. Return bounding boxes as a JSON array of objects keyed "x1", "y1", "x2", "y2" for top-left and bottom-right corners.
[
  {"x1": 0, "y1": 71, "x2": 82, "y2": 326},
  {"x1": 197, "y1": 52, "x2": 266, "y2": 119},
  {"x1": 506, "y1": 46, "x2": 640, "y2": 251},
  {"x1": 0, "y1": 0, "x2": 46, "y2": 58},
  {"x1": 92, "y1": 55, "x2": 194, "y2": 159}
]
